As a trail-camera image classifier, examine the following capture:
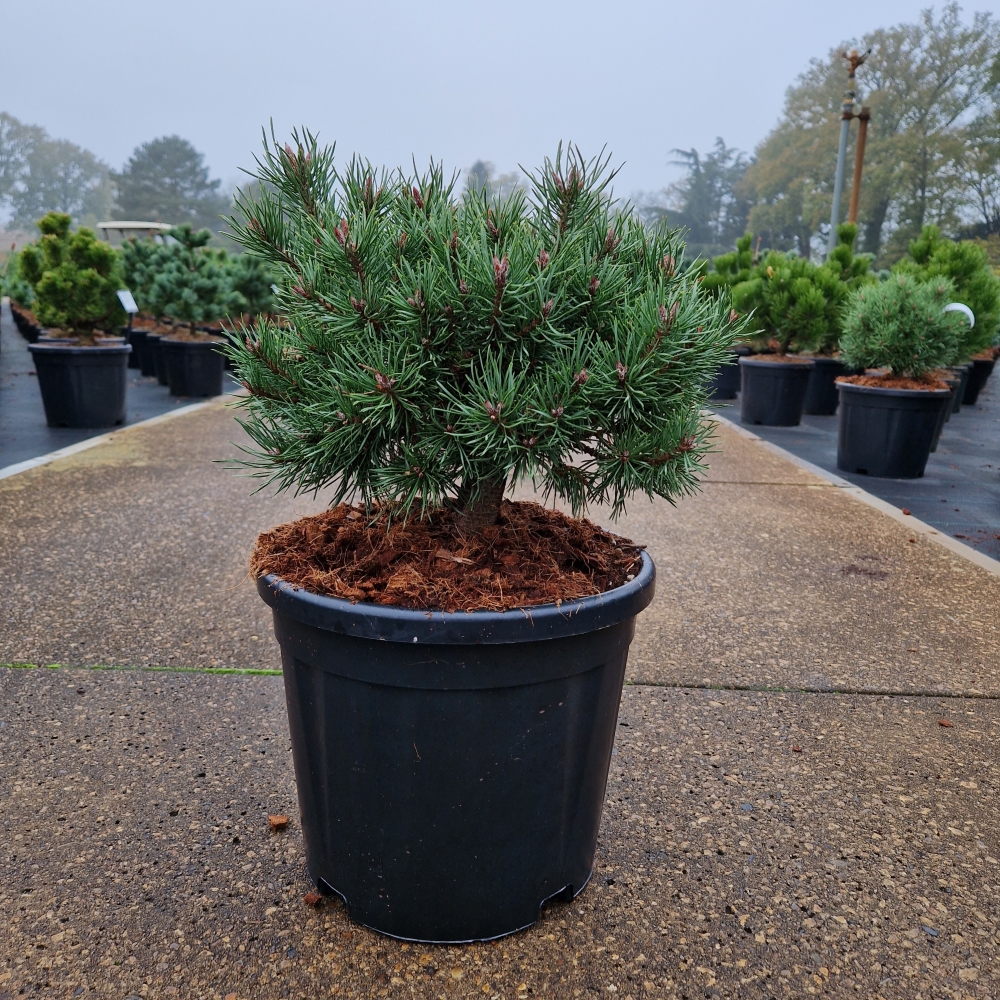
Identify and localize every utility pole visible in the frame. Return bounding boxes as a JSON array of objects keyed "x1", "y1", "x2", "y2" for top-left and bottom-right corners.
[
  {"x1": 828, "y1": 48, "x2": 870, "y2": 256},
  {"x1": 847, "y1": 105, "x2": 871, "y2": 224}
]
